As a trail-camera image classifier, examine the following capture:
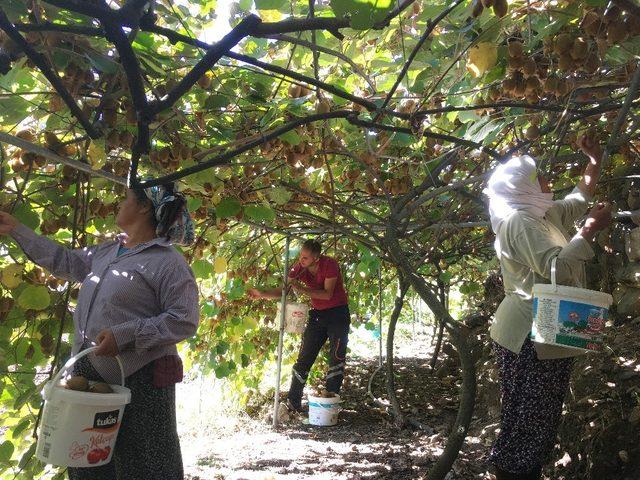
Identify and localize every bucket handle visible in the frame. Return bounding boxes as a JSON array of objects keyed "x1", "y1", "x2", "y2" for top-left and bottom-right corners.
[
  {"x1": 48, "y1": 346, "x2": 125, "y2": 398},
  {"x1": 551, "y1": 256, "x2": 558, "y2": 291}
]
